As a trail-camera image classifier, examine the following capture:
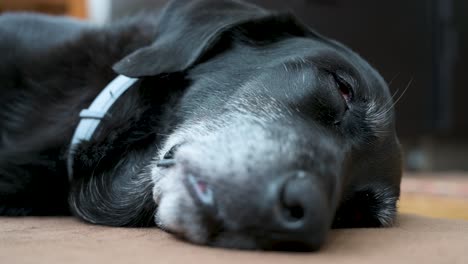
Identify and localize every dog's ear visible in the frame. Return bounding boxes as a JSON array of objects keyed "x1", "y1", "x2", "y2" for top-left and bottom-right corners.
[{"x1": 113, "y1": 0, "x2": 319, "y2": 77}]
